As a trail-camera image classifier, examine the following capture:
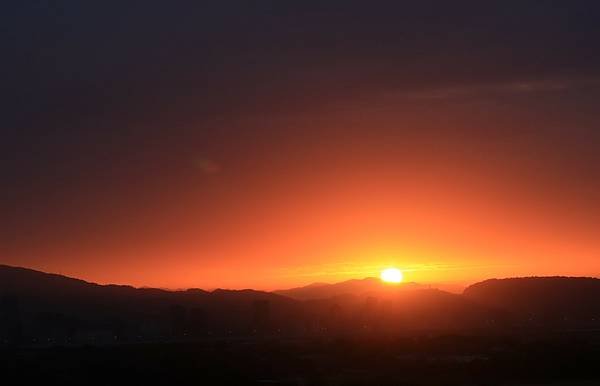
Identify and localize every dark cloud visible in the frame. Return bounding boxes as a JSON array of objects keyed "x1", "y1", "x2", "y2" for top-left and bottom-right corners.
[{"x1": 3, "y1": 1, "x2": 600, "y2": 126}]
